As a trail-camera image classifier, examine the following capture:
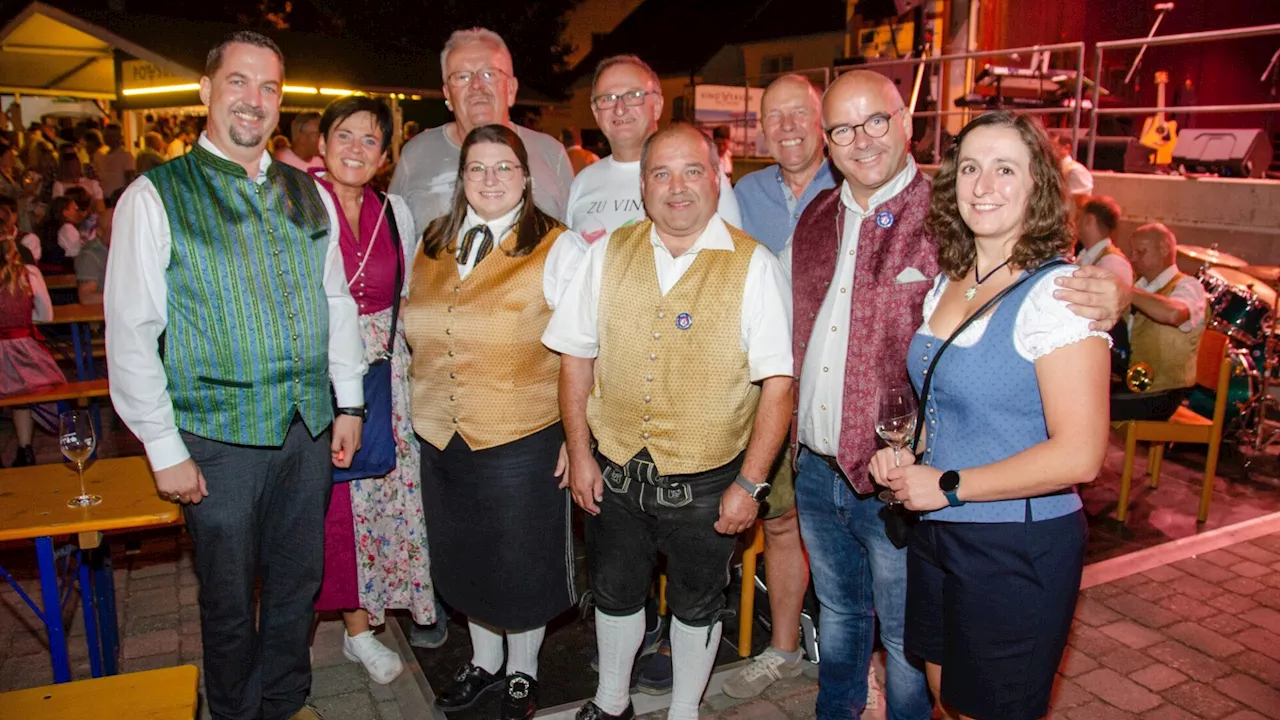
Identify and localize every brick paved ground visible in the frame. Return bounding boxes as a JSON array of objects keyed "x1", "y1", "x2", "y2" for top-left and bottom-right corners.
[
  {"x1": 5, "y1": 527, "x2": 1280, "y2": 719},
  {"x1": 637, "y1": 530, "x2": 1280, "y2": 720}
]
